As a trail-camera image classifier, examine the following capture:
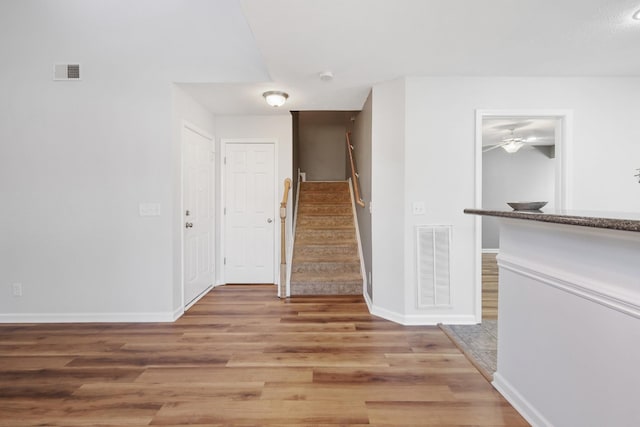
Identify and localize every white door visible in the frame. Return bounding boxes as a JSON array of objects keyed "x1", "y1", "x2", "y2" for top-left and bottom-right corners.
[
  {"x1": 224, "y1": 142, "x2": 275, "y2": 283},
  {"x1": 183, "y1": 126, "x2": 215, "y2": 307}
]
